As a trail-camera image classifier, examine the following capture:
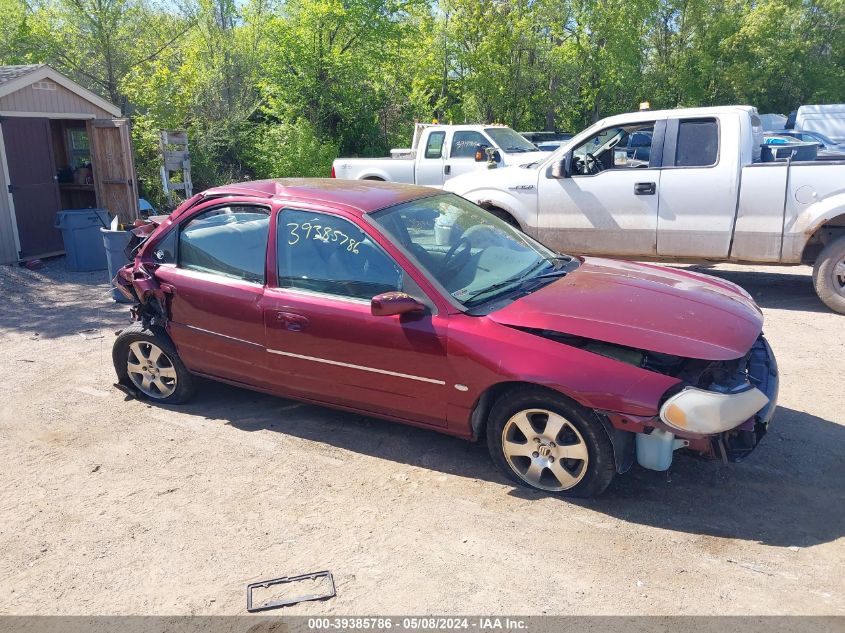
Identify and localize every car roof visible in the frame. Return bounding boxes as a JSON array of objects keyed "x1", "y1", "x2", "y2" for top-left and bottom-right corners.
[{"x1": 201, "y1": 178, "x2": 440, "y2": 215}]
